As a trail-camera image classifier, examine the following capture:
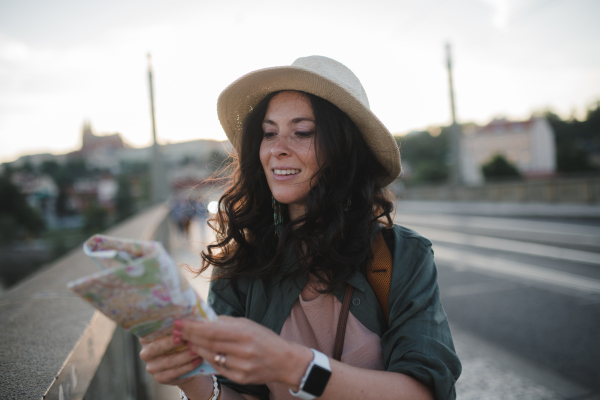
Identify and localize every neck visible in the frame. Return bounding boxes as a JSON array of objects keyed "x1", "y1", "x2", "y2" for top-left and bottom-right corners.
[{"x1": 288, "y1": 203, "x2": 307, "y2": 221}]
